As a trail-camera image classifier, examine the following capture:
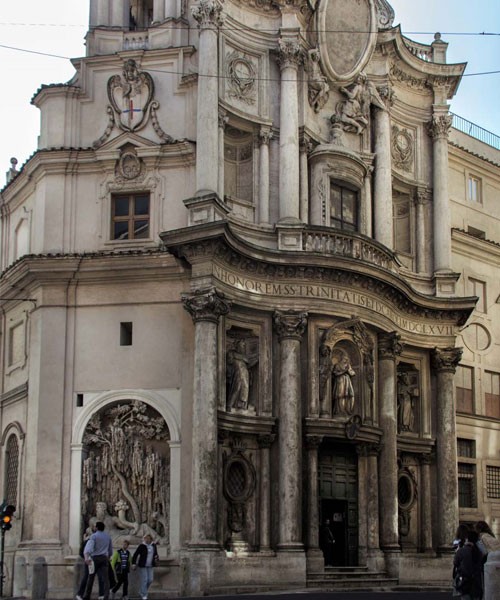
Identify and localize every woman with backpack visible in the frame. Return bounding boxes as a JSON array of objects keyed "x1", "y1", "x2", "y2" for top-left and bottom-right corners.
[{"x1": 110, "y1": 540, "x2": 132, "y2": 600}]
